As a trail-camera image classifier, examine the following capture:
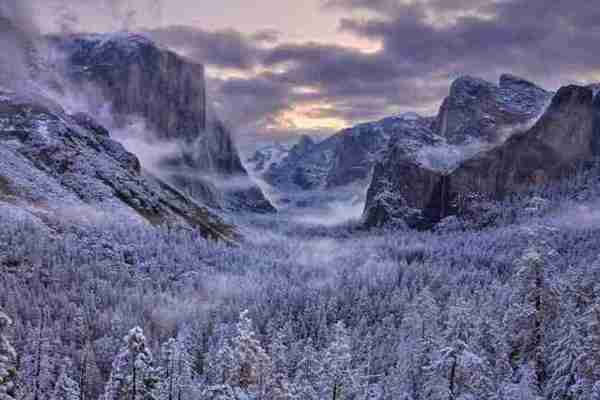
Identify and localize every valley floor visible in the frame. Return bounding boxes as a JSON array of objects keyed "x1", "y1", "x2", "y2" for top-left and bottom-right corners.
[{"x1": 2, "y1": 162, "x2": 600, "y2": 399}]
